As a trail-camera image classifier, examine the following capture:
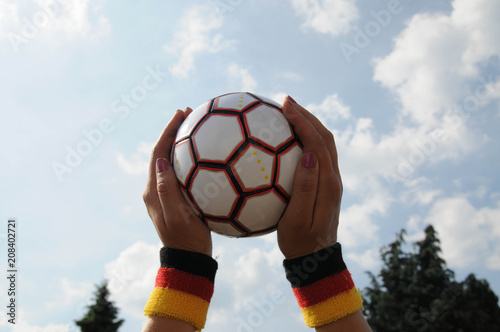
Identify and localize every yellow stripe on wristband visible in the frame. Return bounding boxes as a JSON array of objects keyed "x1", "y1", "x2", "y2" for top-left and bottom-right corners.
[
  {"x1": 299, "y1": 287, "x2": 363, "y2": 328},
  {"x1": 144, "y1": 287, "x2": 210, "y2": 330}
]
